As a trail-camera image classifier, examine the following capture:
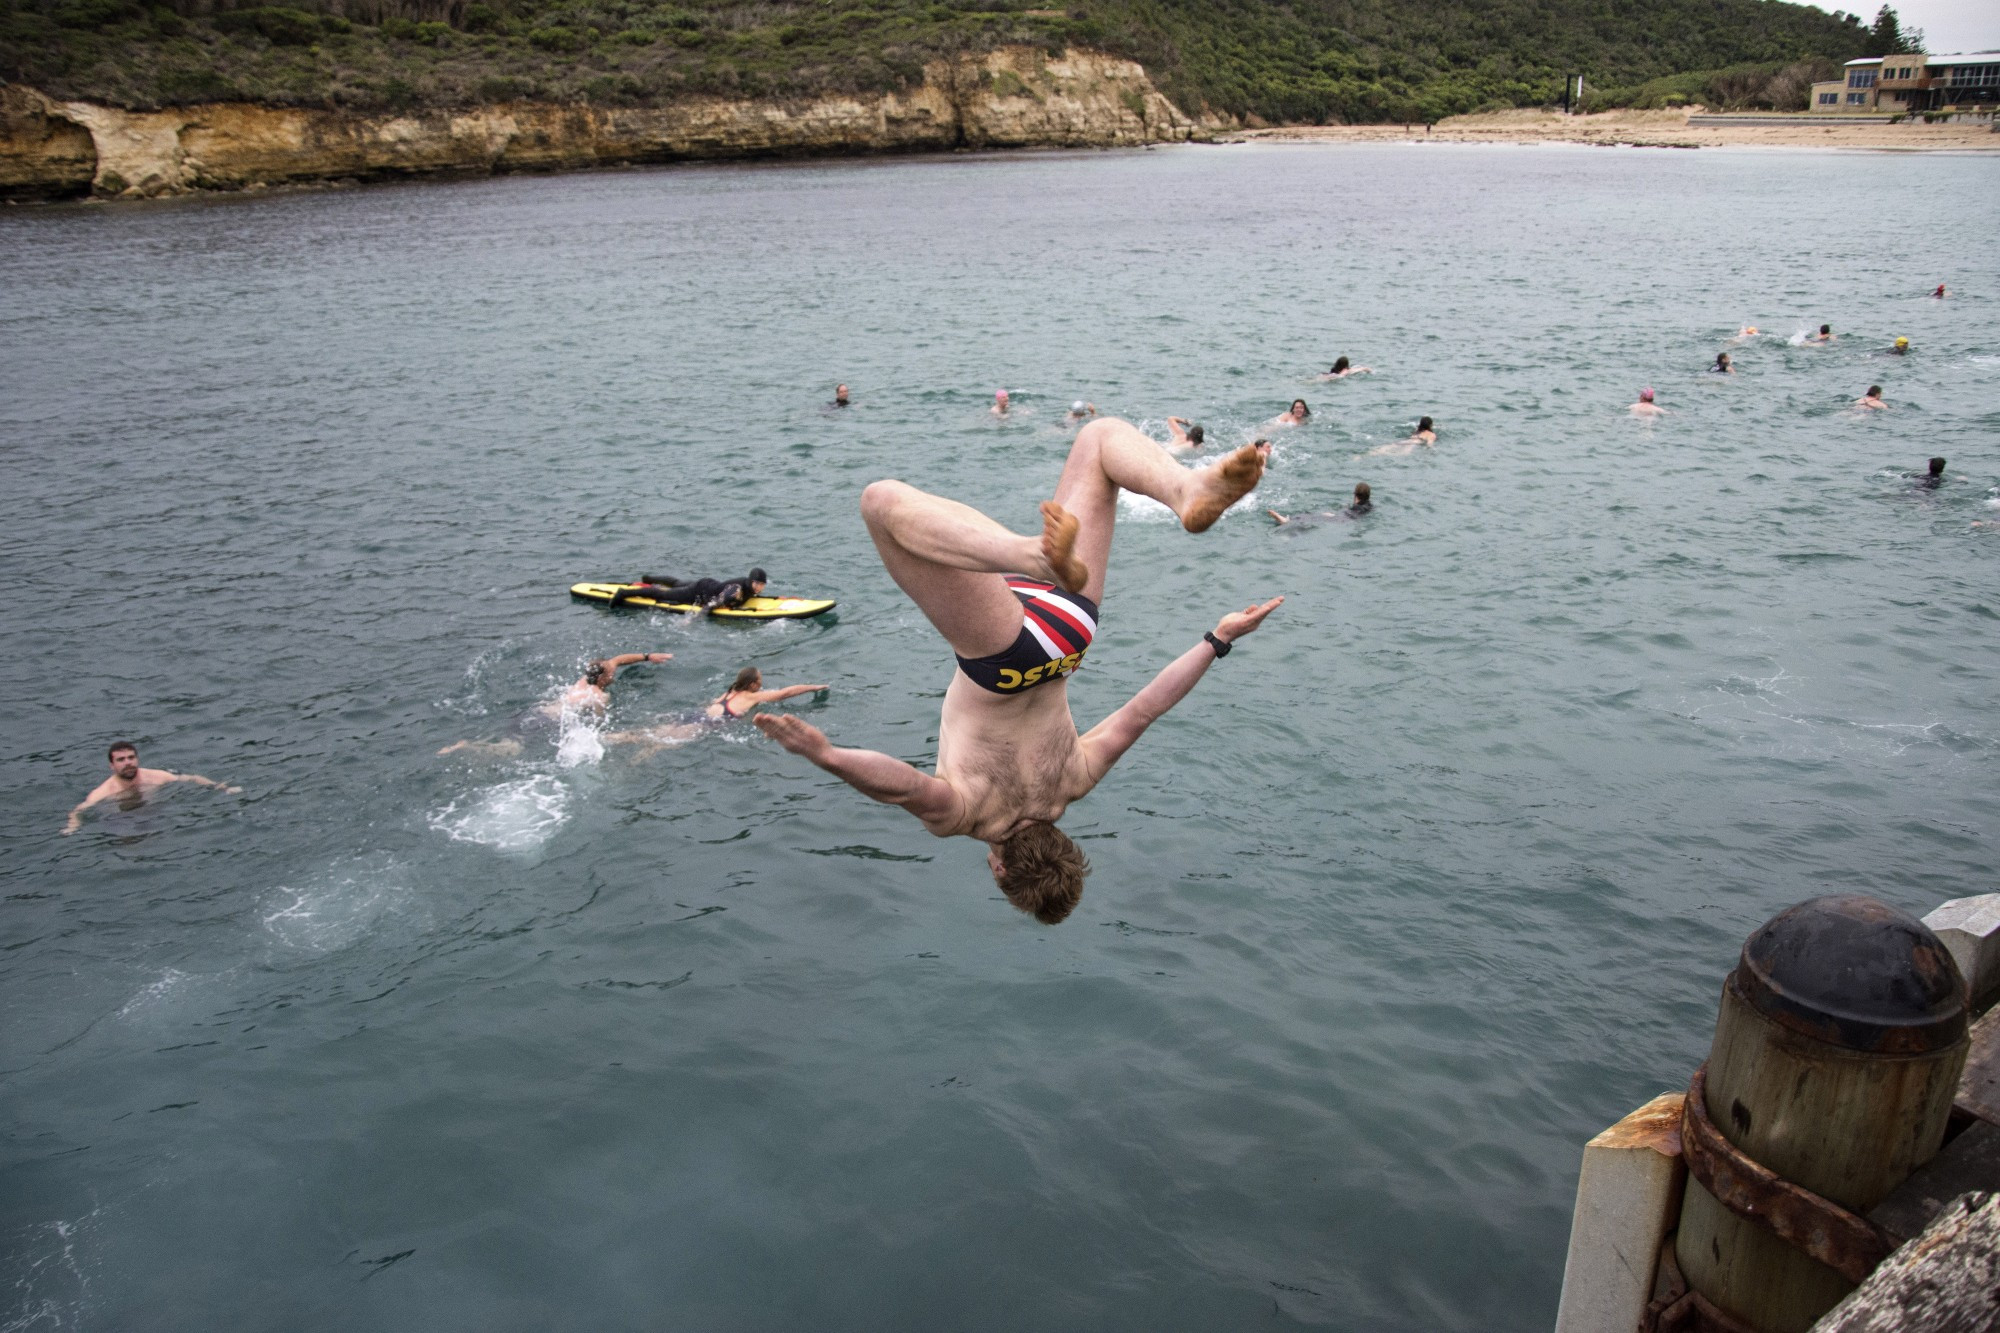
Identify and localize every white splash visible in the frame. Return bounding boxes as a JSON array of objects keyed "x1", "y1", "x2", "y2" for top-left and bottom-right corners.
[
  {"x1": 428, "y1": 774, "x2": 570, "y2": 851},
  {"x1": 261, "y1": 856, "x2": 409, "y2": 953}
]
